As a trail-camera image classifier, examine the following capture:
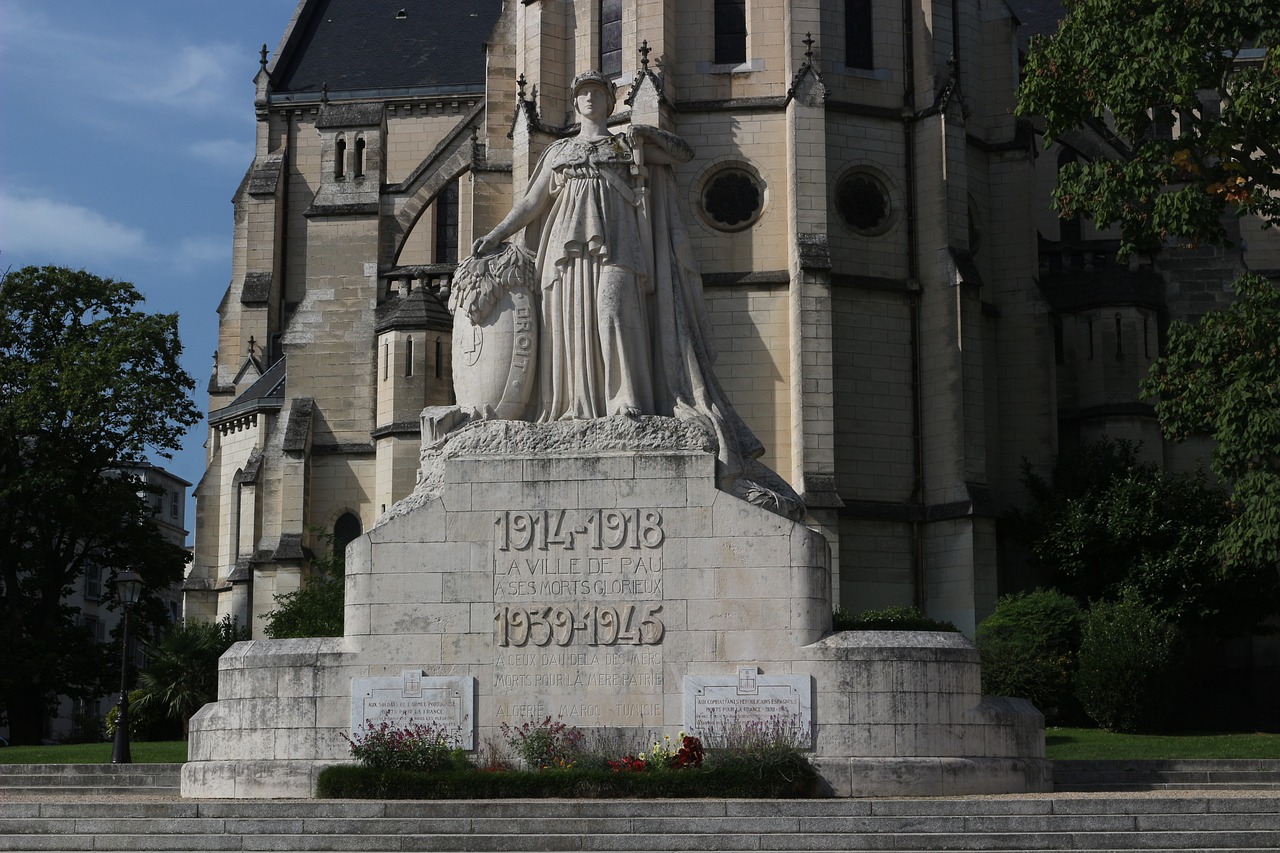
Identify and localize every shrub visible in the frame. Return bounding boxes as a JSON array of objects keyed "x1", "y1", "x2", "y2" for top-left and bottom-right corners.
[
  {"x1": 315, "y1": 763, "x2": 822, "y2": 799},
  {"x1": 262, "y1": 532, "x2": 345, "y2": 639},
  {"x1": 1075, "y1": 597, "x2": 1185, "y2": 733},
  {"x1": 130, "y1": 616, "x2": 249, "y2": 736},
  {"x1": 977, "y1": 589, "x2": 1083, "y2": 724},
  {"x1": 105, "y1": 689, "x2": 181, "y2": 742},
  {"x1": 833, "y1": 604, "x2": 959, "y2": 633},
  {"x1": 499, "y1": 715, "x2": 585, "y2": 769},
  {"x1": 342, "y1": 715, "x2": 466, "y2": 772}
]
